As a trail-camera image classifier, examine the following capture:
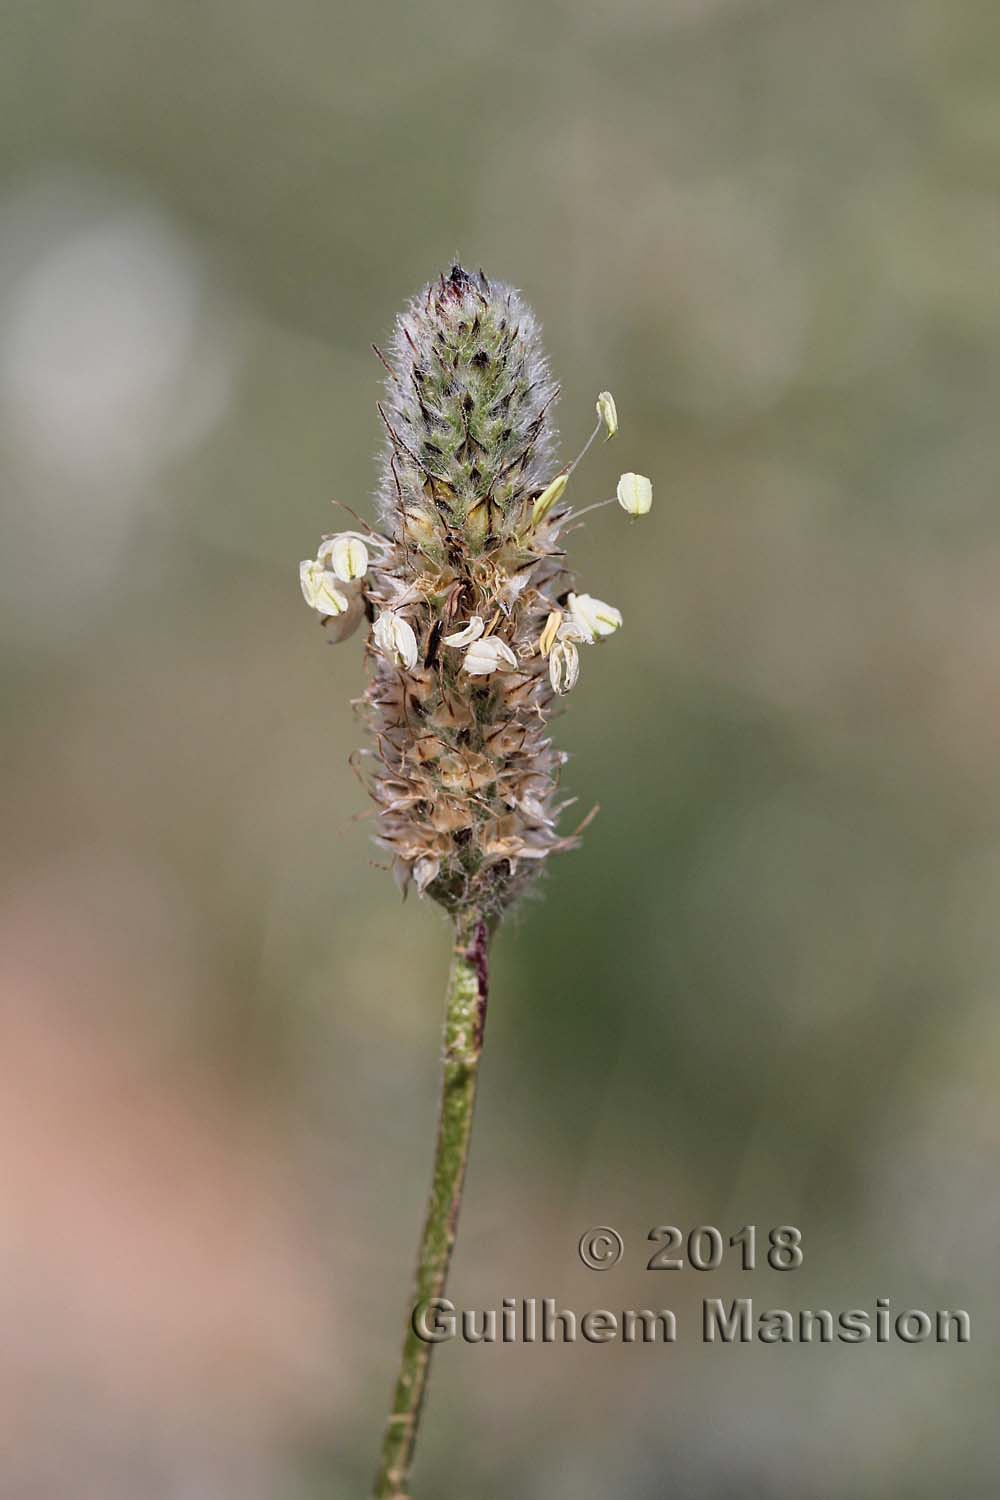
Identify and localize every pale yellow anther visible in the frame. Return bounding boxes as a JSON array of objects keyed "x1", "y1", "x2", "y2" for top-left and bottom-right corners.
[
  {"x1": 596, "y1": 391, "x2": 618, "y2": 439},
  {"x1": 538, "y1": 609, "x2": 563, "y2": 657},
  {"x1": 322, "y1": 534, "x2": 369, "y2": 582},
  {"x1": 616, "y1": 472, "x2": 652, "y2": 517},
  {"x1": 567, "y1": 591, "x2": 623, "y2": 642},
  {"x1": 531, "y1": 472, "x2": 569, "y2": 528},
  {"x1": 549, "y1": 638, "x2": 580, "y2": 695},
  {"x1": 299, "y1": 558, "x2": 351, "y2": 616},
  {"x1": 373, "y1": 610, "x2": 419, "y2": 670},
  {"x1": 462, "y1": 636, "x2": 518, "y2": 676},
  {"x1": 443, "y1": 616, "x2": 485, "y2": 648}
]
